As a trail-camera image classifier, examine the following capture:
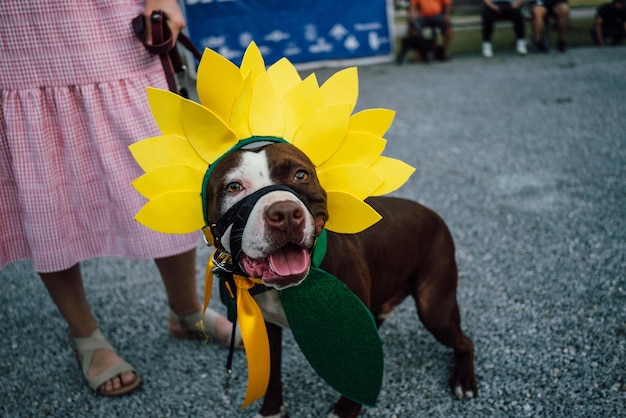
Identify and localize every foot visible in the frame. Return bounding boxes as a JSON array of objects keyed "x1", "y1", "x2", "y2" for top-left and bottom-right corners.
[
  {"x1": 71, "y1": 328, "x2": 141, "y2": 396},
  {"x1": 534, "y1": 40, "x2": 548, "y2": 52},
  {"x1": 168, "y1": 307, "x2": 242, "y2": 348},
  {"x1": 435, "y1": 46, "x2": 449, "y2": 61},
  {"x1": 83, "y1": 348, "x2": 138, "y2": 394},
  {"x1": 556, "y1": 40, "x2": 567, "y2": 52},
  {"x1": 482, "y1": 42, "x2": 493, "y2": 58},
  {"x1": 516, "y1": 39, "x2": 527, "y2": 55}
]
